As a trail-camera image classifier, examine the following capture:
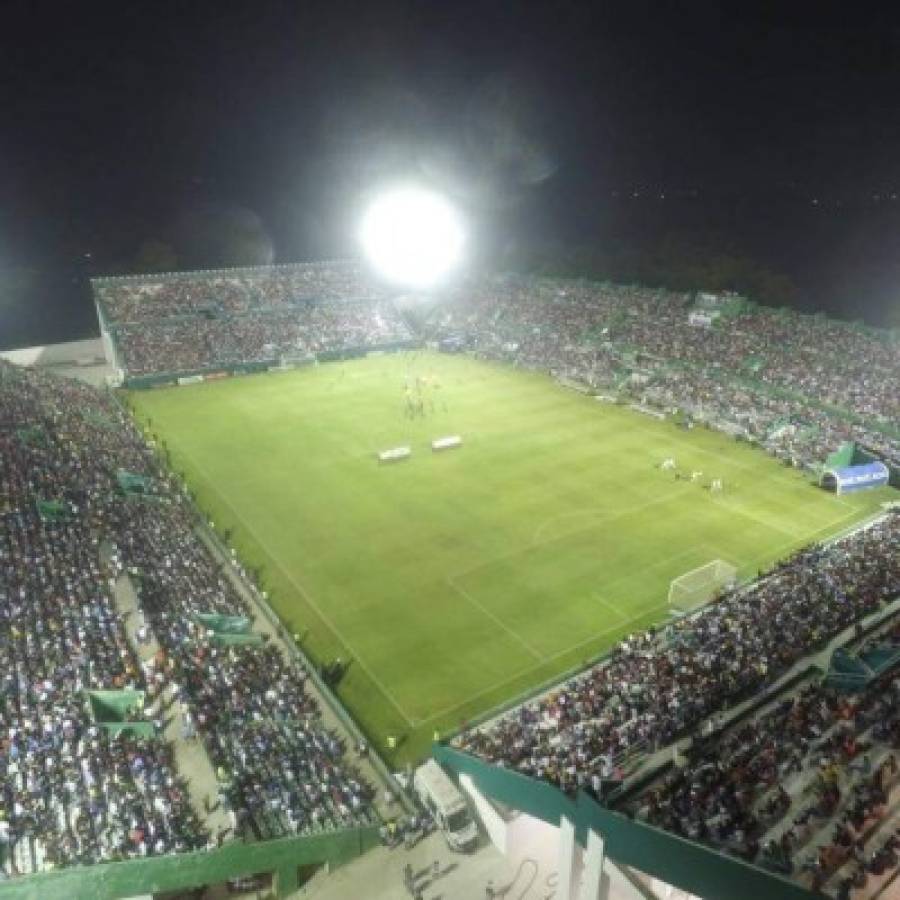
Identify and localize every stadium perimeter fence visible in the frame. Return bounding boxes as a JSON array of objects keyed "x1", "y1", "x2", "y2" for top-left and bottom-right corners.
[{"x1": 195, "y1": 508, "x2": 413, "y2": 814}]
